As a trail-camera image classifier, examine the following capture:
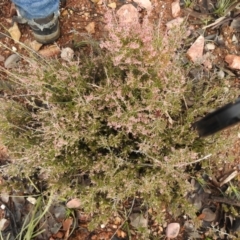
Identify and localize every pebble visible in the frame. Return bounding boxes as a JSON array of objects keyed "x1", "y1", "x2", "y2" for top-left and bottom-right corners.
[
  {"x1": 166, "y1": 222, "x2": 180, "y2": 238},
  {"x1": 4, "y1": 53, "x2": 20, "y2": 68},
  {"x1": 225, "y1": 54, "x2": 240, "y2": 70},
  {"x1": 171, "y1": 0, "x2": 181, "y2": 18},
  {"x1": 186, "y1": 35, "x2": 204, "y2": 63},
  {"x1": 117, "y1": 4, "x2": 139, "y2": 24},
  {"x1": 133, "y1": 0, "x2": 152, "y2": 11},
  {"x1": 205, "y1": 43, "x2": 215, "y2": 51},
  {"x1": 61, "y1": 47, "x2": 74, "y2": 61}
]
